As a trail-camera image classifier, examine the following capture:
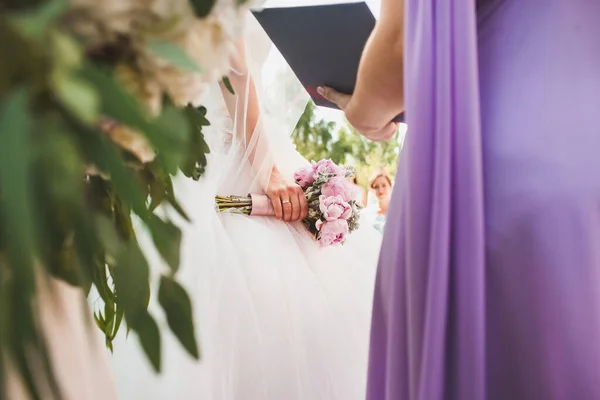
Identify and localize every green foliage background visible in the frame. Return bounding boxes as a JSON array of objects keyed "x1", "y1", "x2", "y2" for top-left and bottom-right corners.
[{"x1": 292, "y1": 102, "x2": 402, "y2": 189}]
